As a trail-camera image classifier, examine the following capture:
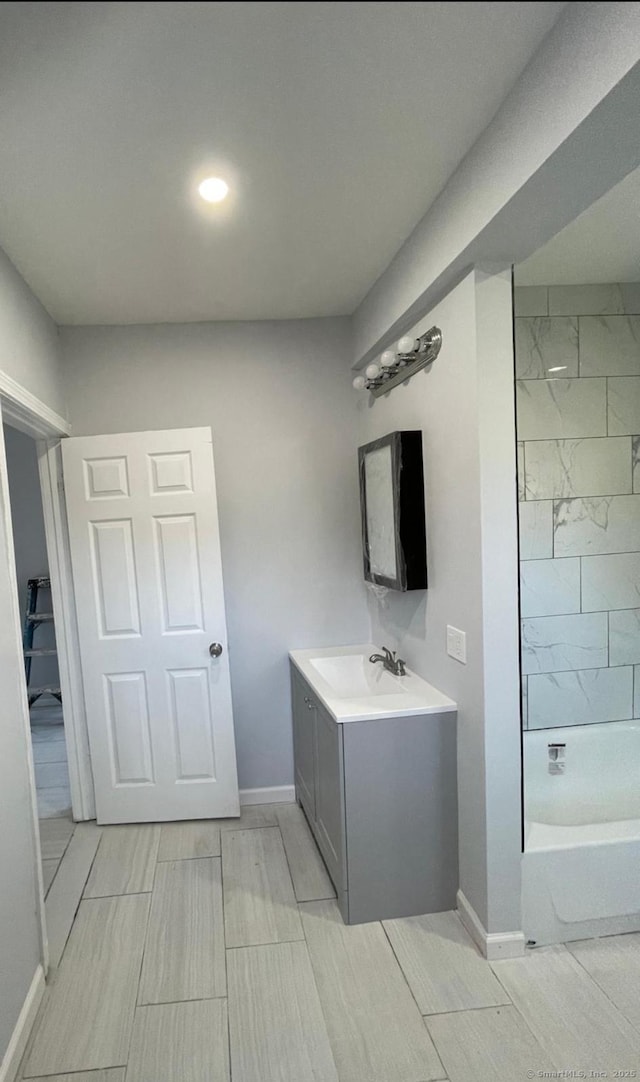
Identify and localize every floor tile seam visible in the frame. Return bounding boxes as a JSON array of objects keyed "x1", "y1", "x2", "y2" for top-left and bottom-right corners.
[
  {"x1": 480, "y1": 962, "x2": 598, "y2": 1071},
  {"x1": 46, "y1": 826, "x2": 102, "y2": 972},
  {"x1": 22, "y1": 1061, "x2": 127, "y2": 1080},
  {"x1": 271, "y1": 819, "x2": 309, "y2": 907},
  {"x1": 81, "y1": 891, "x2": 153, "y2": 901},
  {"x1": 135, "y1": 994, "x2": 229, "y2": 1008},
  {"x1": 121, "y1": 890, "x2": 153, "y2": 1065},
  {"x1": 567, "y1": 945, "x2": 640, "y2": 1035},
  {"x1": 225, "y1": 912, "x2": 340, "y2": 1082},
  {"x1": 421, "y1": 1000, "x2": 515, "y2": 1018},
  {"x1": 156, "y1": 851, "x2": 221, "y2": 862},
  {"x1": 224, "y1": 933, "x2": 307, "y2": 951},
  {"x1": 378, "y1": 920, "x2": 447, "y2": 1079},
  {"x1": 136, "y1": 852, "x2": 226, "y2": 1007}
]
